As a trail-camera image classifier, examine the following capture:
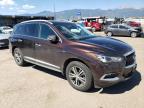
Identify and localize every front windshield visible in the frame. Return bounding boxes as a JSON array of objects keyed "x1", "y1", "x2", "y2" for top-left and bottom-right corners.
[{"x1": 53, "y1": 22, "x2": 96, "y2": 40}]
